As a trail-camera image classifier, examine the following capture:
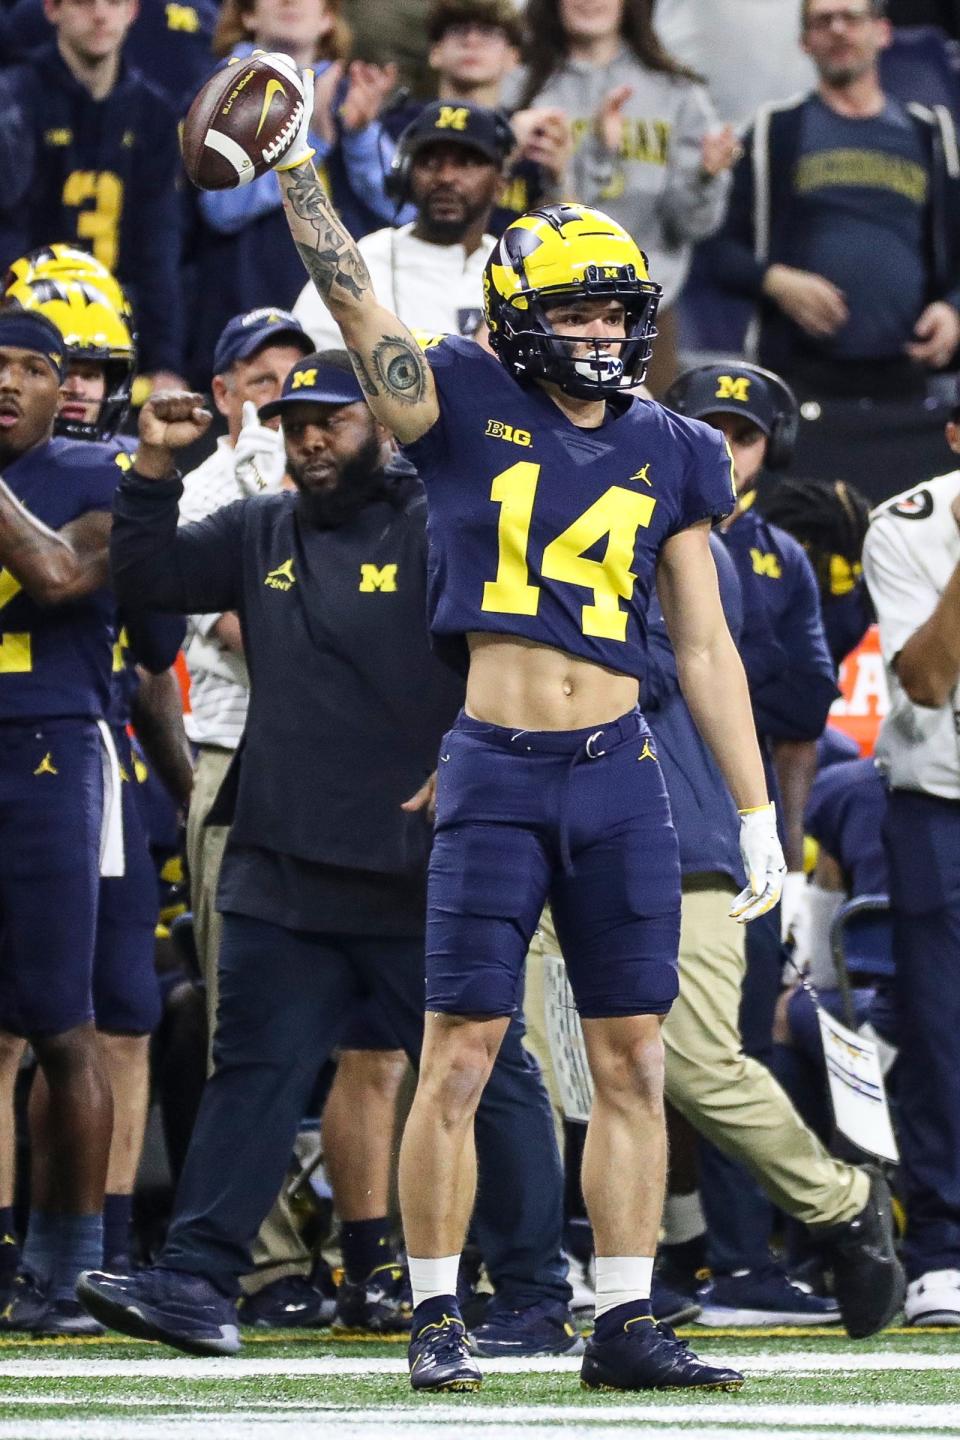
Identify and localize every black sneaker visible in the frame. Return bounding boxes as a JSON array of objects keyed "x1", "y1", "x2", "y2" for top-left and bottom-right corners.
[
  {"x1": 34, "y1": 1297, "x2": 105, "y2": 1337},
  {"x1": 469, "y1": 1298, "x2": 584, "y2": 1357},
  {"x1": 652, "y1": 1276, "x2": 702, "y2": 1327},
  {"x1": 813, "y1": 1166, "x2": 906, "y2": 1339},
  {"x1": 409, "y1": 1310, "x2": 482, "y2": 1392},
  {"x1": 334, "y1": 1259, "x2": 412, "y2": 1334},
  {"x1": 581, "y1": 1316, "x2": 744, "y2": 1392},
  {"x1": 0, "y1": 1272, "x2": 49, "y2": 1331},
  {"x1": 239, "y1": 1272, "x2": 336, "y2": 1328},
  {"x1": 76, "y1": 1267, "x2": 240, "y2": 1356}
]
